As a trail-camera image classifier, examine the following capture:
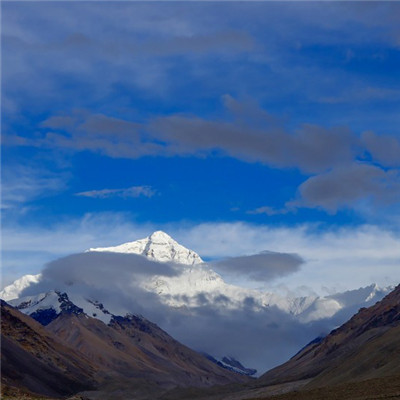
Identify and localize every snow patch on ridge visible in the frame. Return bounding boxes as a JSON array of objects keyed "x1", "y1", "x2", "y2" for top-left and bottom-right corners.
[
  {"x1": 9, "y1": 291, "x2": 62, "y2": 315},
  {"x1": 10, "y1": 290, "x2": 113, "y2": 325}
]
